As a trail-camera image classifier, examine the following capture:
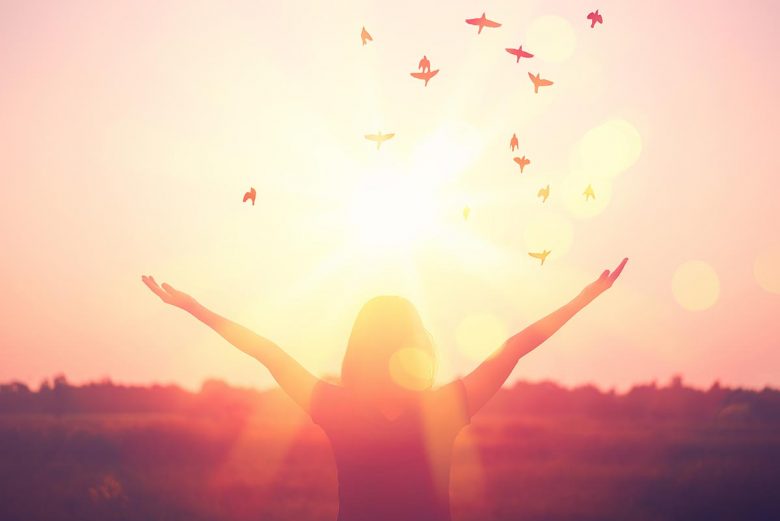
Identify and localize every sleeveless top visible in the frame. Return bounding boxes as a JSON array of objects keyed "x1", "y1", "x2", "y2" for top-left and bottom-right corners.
[{"x1": 310, "y1": 379, "x2": 471, "y2": 521}]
